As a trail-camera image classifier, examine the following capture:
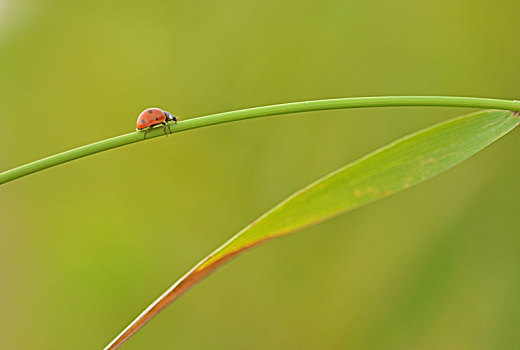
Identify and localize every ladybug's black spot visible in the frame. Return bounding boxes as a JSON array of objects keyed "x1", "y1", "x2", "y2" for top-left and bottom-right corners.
[
  {"x1": 155, "y1": 117, "x2": 158, "y2": 120},
  {"x1": 148, "y1": 110, "x2": 153, "y2": 114},
  {"x1": 141, "y1": 119, "x2": 146, "y2": 124}
]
